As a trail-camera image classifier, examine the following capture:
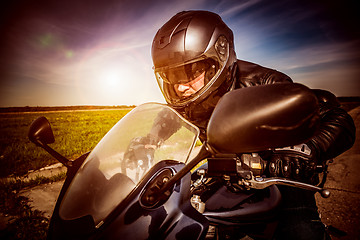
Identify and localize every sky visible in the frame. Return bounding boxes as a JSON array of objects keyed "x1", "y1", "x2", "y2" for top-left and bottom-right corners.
[{"x1": 0, "y1": 0, "x2": 359, "y2": 107}]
